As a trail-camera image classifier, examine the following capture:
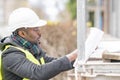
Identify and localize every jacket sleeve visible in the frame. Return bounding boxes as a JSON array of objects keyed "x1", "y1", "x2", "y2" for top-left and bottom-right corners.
[
  {"x1": 2, "y1": 48, "x2": 73, "y2": 80},
  {"x1": 40, "y1": 50, "x2": 57, "y2": 63}
]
